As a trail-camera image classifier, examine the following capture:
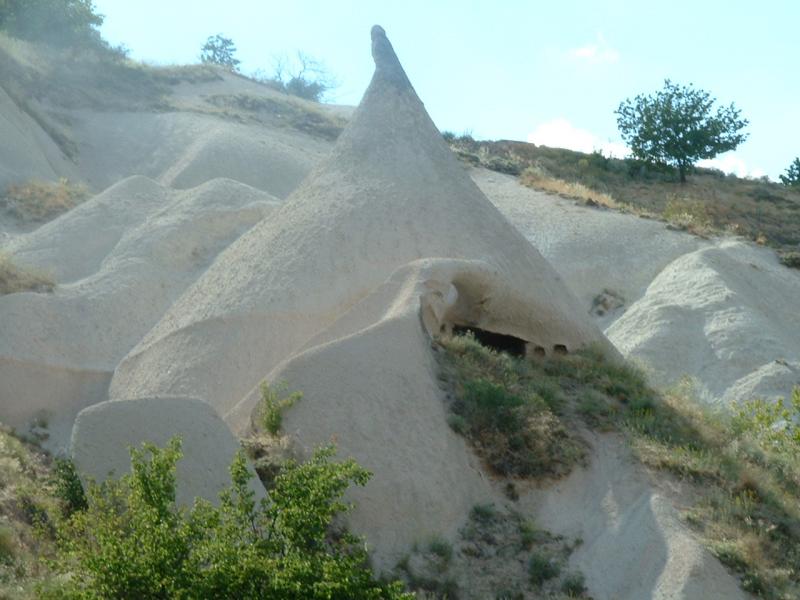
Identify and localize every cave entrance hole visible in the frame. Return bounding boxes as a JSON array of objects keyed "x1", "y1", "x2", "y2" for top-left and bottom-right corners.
[{"x1": 452, "y1": 325, "x2": 528, "y2": 358}]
